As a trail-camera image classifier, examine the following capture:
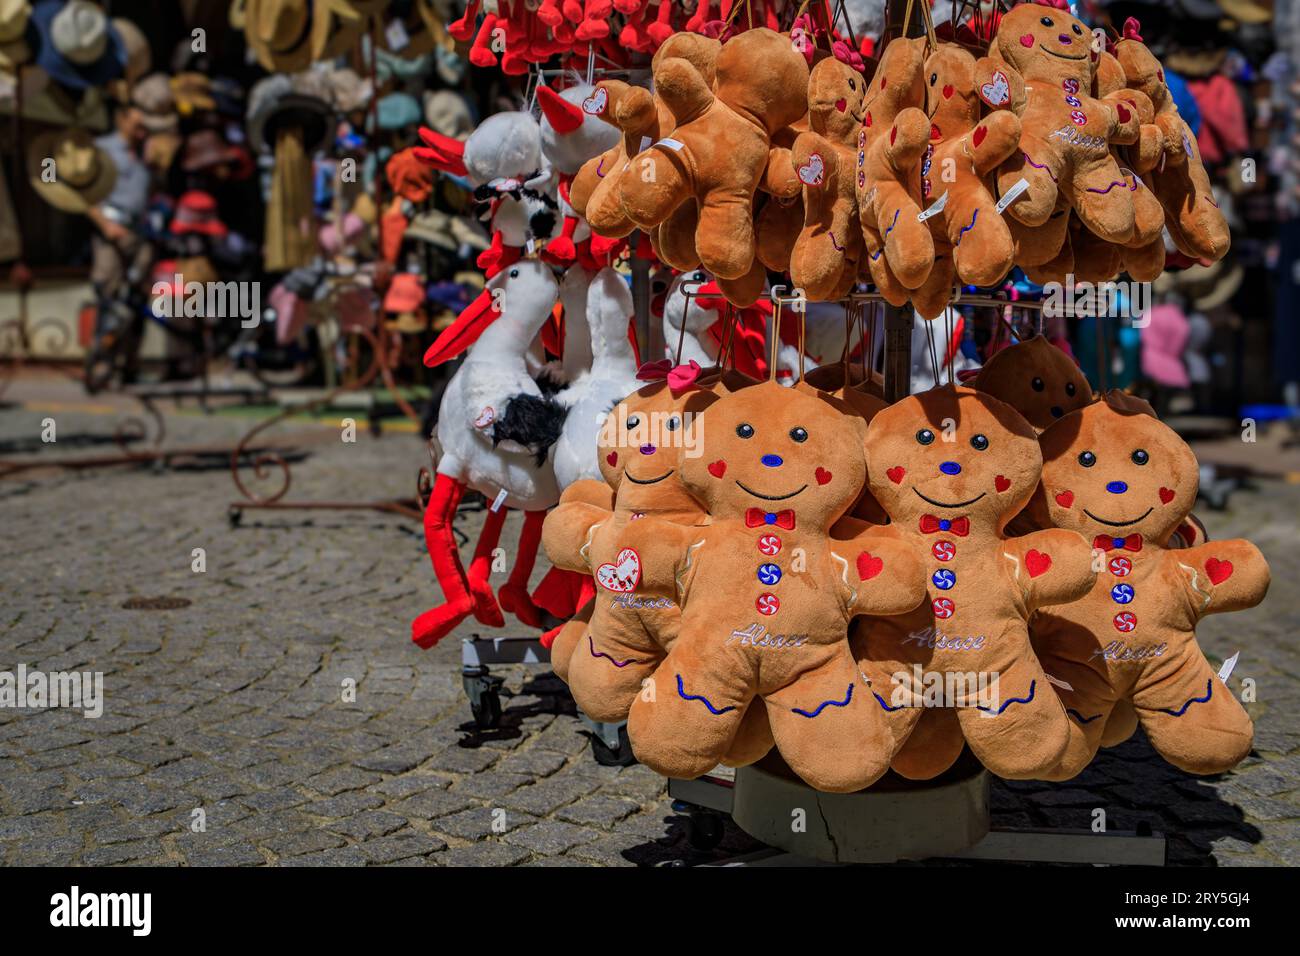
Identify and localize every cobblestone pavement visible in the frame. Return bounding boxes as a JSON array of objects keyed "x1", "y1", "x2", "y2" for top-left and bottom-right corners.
[{"x1": 1, "y1": 382, "x2": 1297, "y2": 866}]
